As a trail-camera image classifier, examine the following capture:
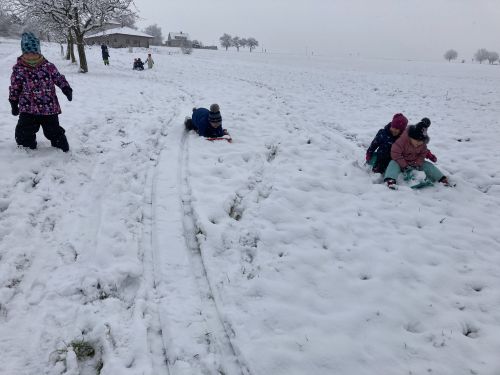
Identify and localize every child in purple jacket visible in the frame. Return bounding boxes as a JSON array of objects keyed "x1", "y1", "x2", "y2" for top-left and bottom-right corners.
[{"x1": 9, "y1": 32, "x2": 73, "y2": 152}]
